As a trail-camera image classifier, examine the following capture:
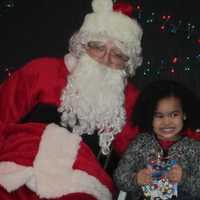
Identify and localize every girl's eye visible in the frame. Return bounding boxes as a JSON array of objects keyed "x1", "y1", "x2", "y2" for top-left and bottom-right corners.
[
  {"x1": 170, "y1": 112, "x2": 179, "y2": 118},
  {"x1": 154, "y1": 113, "x2": 163, "y2": 118}
]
